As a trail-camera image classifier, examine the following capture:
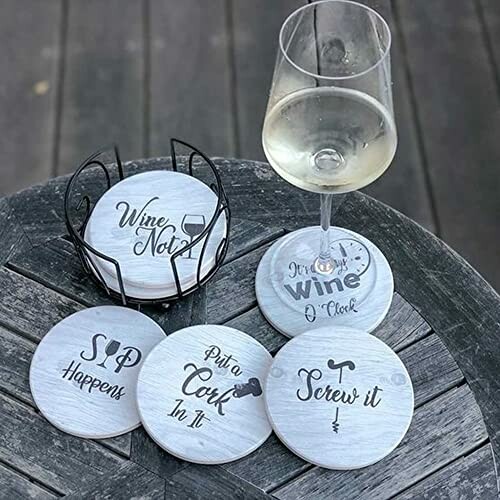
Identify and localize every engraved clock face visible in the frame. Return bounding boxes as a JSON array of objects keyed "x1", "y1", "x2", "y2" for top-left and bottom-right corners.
[
  {"x1": 256, "y1": 227, "x2": 394, "y2": 338},
  {"x1": 331, "y1": 238, "x2": 371, "y2": 276}
]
